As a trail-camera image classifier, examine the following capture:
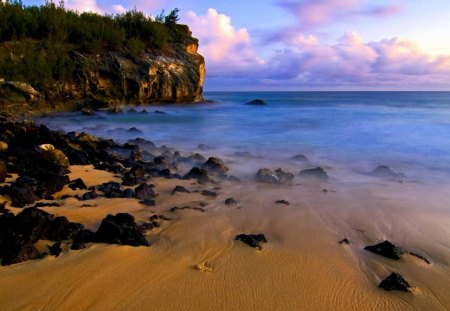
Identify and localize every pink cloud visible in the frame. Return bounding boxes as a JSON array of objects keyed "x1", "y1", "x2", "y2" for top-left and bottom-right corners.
[
  {"x1": 279, "y1": 0, "x2": 401, "y2": 29},
  {"x1": 65, "y1": 0, "x2": 101, "y2": 13},
  {"x1": 183, "y1": 9, "x2": 265, "y2": 77},
  {"x1": 261, "y1": 32, "x2": 450, "y2": 89}
]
